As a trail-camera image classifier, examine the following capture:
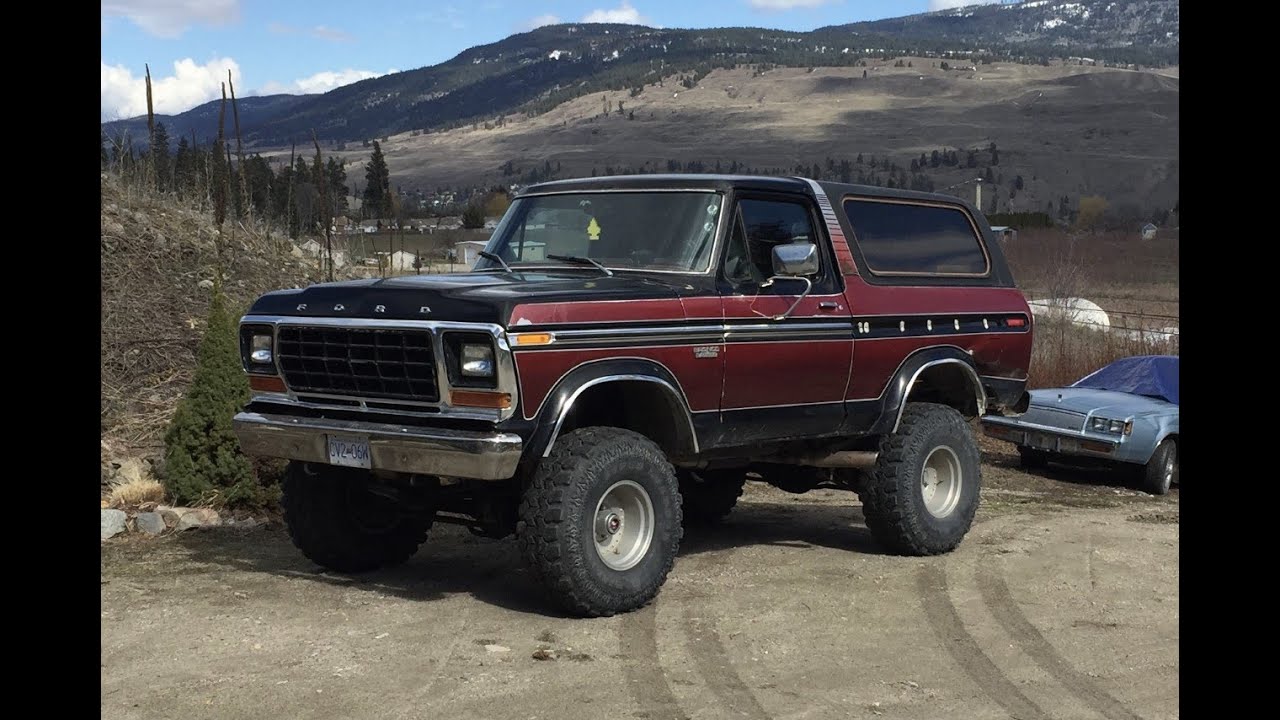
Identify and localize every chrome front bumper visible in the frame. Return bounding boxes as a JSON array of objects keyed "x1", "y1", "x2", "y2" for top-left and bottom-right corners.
[
  {"x1": 980, "y1": 415, "x2": 1120, "y2": 457},
  {"x1": 232, "y1": 412, "x2": 523, "y2": 480}
]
